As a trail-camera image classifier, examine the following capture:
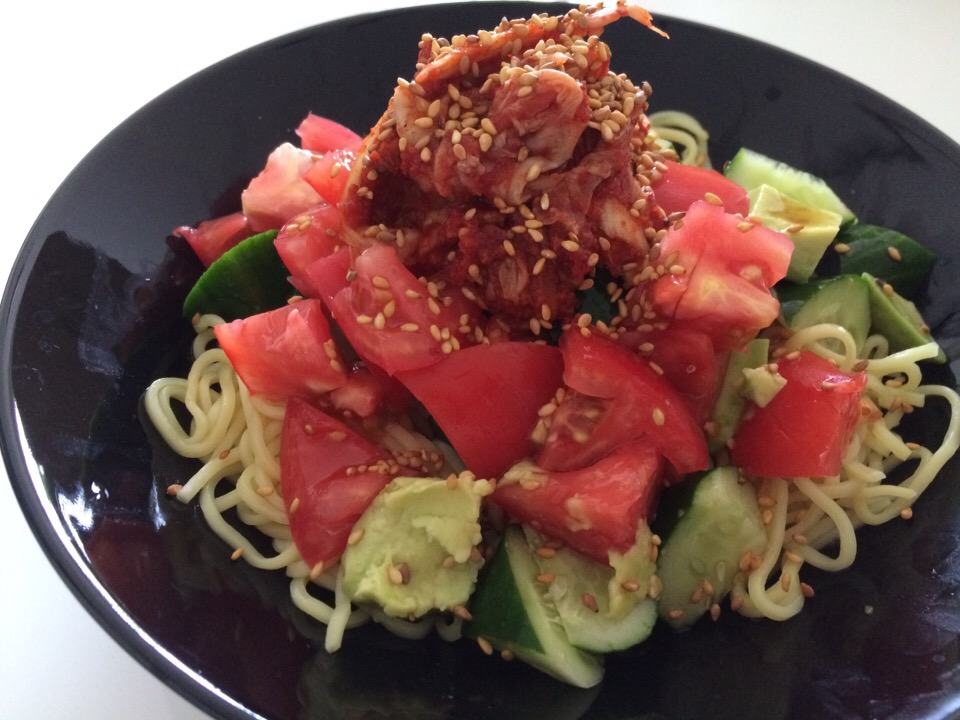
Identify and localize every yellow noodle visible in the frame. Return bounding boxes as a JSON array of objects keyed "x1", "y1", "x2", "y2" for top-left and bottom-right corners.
[
  {"x1": 648, "y1": 110, "x2": 711, "y2": 167},
  {"x1": 742, "y1": 479, "x2": 805, "y2": 620},
  {"x1": 324, "y1": 565, "x2": 354, "y2": 653}
]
